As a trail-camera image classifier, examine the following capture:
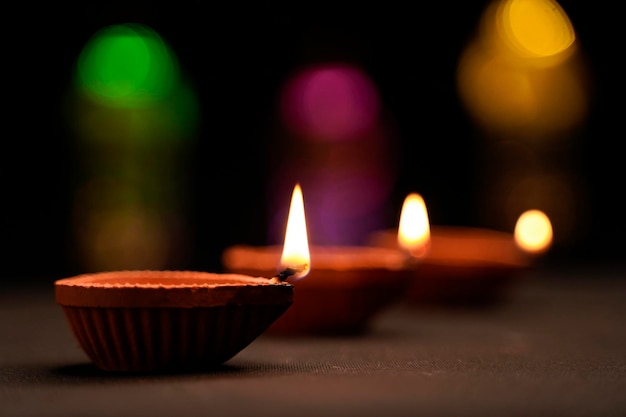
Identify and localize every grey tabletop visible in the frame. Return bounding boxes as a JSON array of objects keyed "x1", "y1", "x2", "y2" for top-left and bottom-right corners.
[{"x1": 2, "y1": 263, "x2": 626, "y2": 417}]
